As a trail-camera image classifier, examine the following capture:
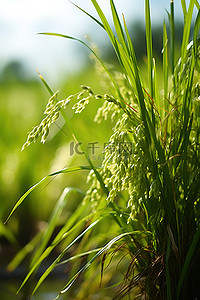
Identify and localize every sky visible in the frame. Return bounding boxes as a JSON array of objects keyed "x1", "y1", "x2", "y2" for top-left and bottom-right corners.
[{"x1": 0, "y1": 0, "x2": 191, "y2": 83}]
